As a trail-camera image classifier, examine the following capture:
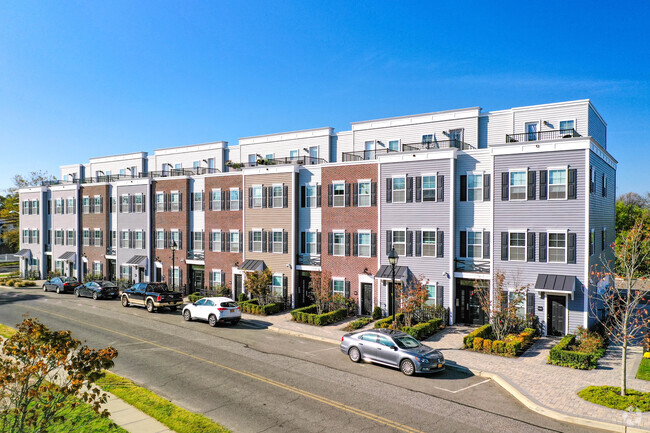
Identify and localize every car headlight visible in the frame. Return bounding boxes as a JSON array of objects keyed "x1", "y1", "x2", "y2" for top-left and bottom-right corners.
[{"x1": 415, "y1": 357, "x2": 430, "y2": 364}]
